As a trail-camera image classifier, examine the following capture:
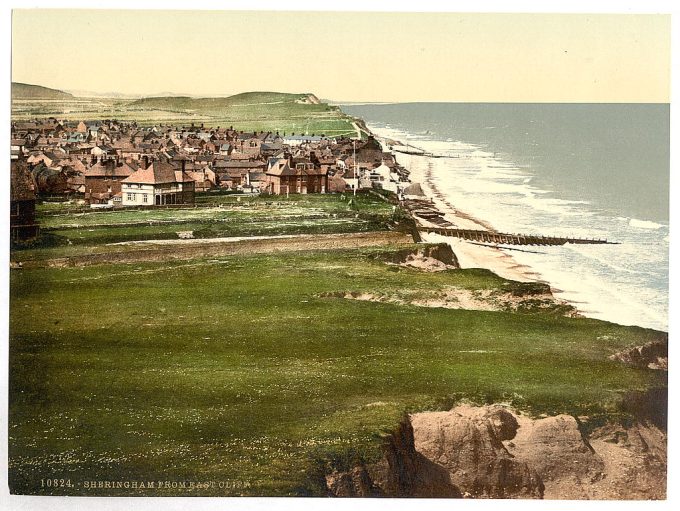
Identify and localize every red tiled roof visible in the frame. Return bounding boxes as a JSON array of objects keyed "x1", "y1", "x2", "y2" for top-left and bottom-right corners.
[
  {"x1": 85, "y1": 162, "x2": 135, "y2": 178},
  {"x1": 121, "y1": 160, "x2": 195, "y2": 185}
]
